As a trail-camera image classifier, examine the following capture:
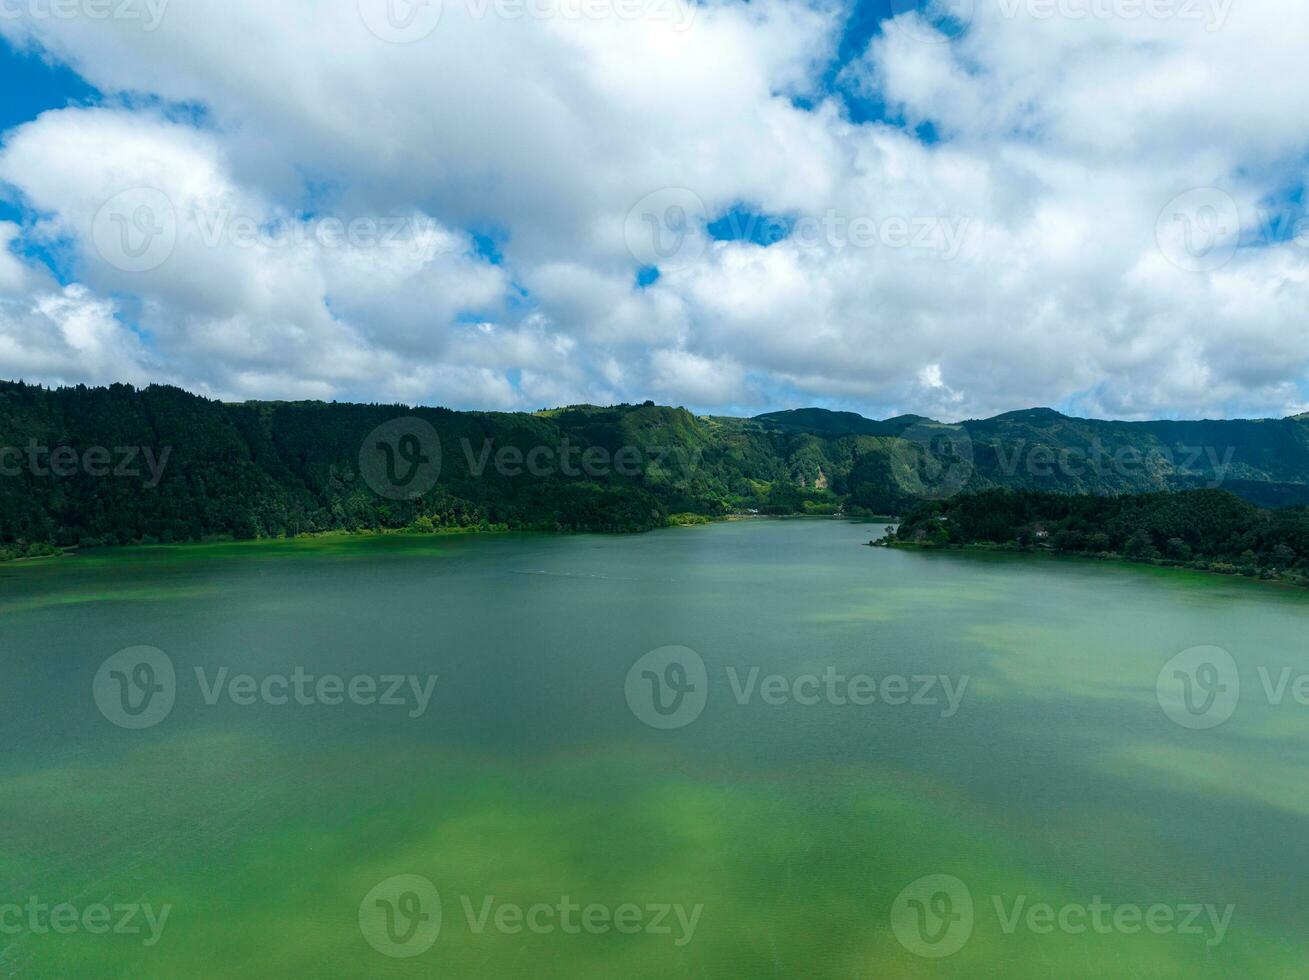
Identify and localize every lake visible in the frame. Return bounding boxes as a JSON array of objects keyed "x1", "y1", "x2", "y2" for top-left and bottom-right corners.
[{"x1": 1, "y1": 519, "x2": 1307, "y2": 977}]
